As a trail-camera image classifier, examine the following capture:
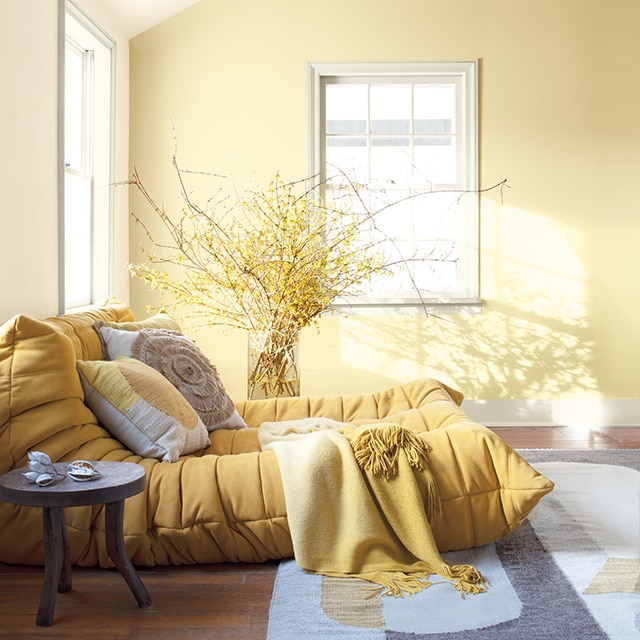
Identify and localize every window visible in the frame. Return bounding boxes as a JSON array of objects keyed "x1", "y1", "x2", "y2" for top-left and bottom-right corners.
[
  {"x1": 61, "y1": 1, "x2": 114, "y2": 312},
  {"x1": 308, "y1": 61, "x2": 479, "y2": 312}
]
